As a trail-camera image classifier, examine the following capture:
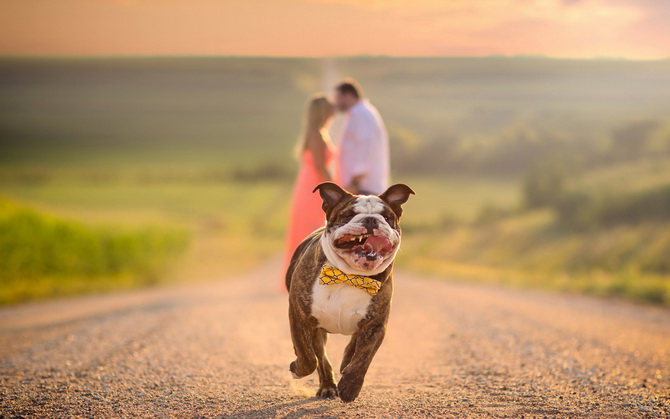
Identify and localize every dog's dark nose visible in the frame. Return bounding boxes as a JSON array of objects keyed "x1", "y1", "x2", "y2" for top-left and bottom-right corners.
[{"x1": 362, "y1": 217, "x2": 378, "y2": 228}]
